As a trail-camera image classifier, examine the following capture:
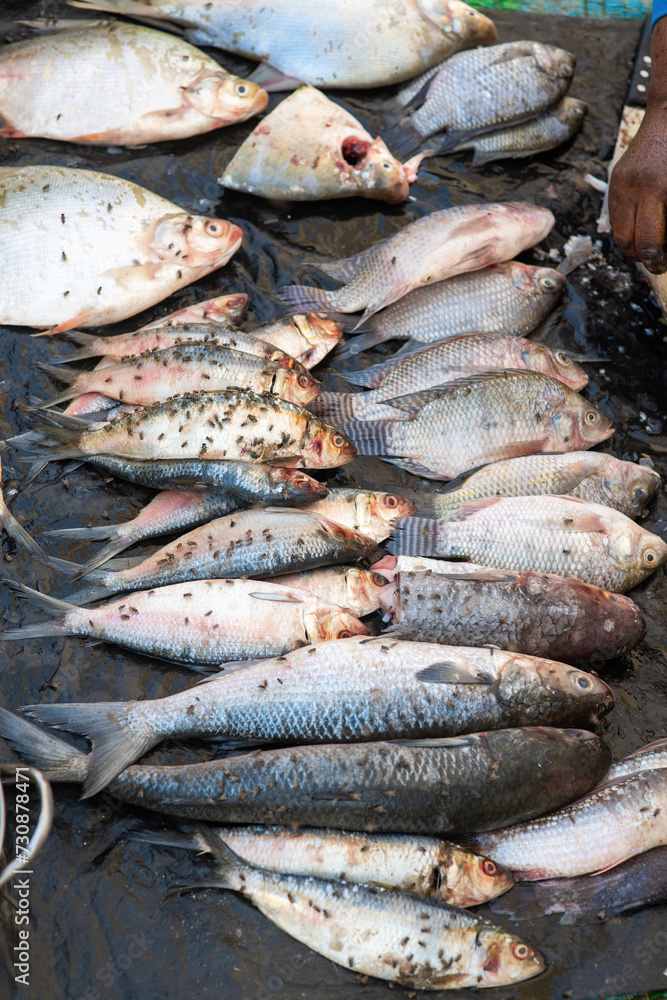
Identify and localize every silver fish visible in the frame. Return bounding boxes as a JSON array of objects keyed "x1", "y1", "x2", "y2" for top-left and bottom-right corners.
[
  {"x1": 281, "y1": 202, "x2": 555, "y2": 326},
  {"x1": 390, "y1": 494, "x2": 667, "y2": 592},
  {"x1": 24, "y1": 636, "x2": 613, "y2": 794},
  {"x1": 342, "y1": 261, "x2": 565, "y2": 356}
]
